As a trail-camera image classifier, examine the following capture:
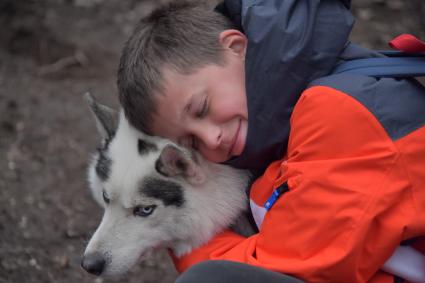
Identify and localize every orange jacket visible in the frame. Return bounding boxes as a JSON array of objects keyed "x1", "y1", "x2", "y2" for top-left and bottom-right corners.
[{"x1": 172, "y1": 85, "x2": 425, "y2": 283}]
